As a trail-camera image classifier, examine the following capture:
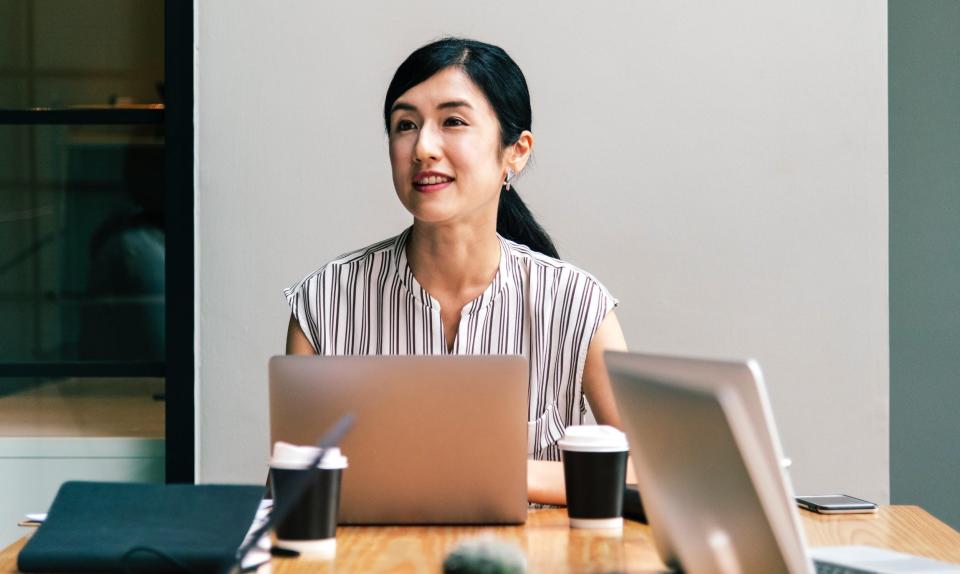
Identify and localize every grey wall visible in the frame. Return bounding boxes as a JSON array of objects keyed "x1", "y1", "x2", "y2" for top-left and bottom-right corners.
[
  {"x1": 890, "y1": 0, "x2": 960, "y2": 528},
  {"x1": 196, "y1": 1, "x2": 889, "y2": 503}
]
